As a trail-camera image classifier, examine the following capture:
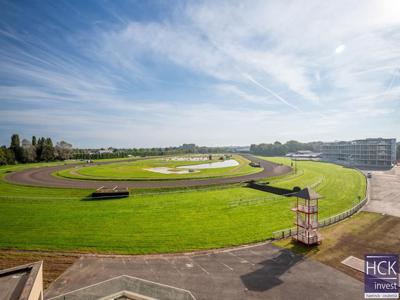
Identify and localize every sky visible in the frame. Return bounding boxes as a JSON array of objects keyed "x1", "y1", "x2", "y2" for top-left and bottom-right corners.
[{"x1": 0, "y1": 0, "x2": 399, "y2": 148}]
